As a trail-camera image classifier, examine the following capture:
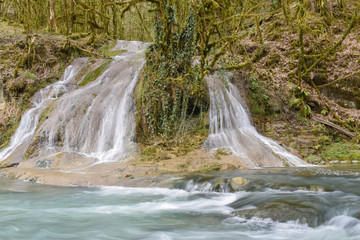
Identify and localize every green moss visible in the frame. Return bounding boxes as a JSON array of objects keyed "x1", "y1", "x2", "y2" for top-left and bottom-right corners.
[
  {"x1": 26, "y1": 72, "x2": 37, "y2": 80},
  {"x1": 24, "y1": 136, "x2": 40, "y2": 159},
  {"x1": 318, "y1": 136, "x2": 331, "y2": 145},
  {"x1": 247, "y1": 76, "x2": 273, "y2": 121},
  {"x1": 265, "y1": 53, "x2": 281, "y2": 67},
  {"x1": 251, "y1": 46, "x2": 268, "y2": 63},
  {"x1": 141, "y1": 146, "x2": 158, "y2": 156},
  {"x1": 214, "y1": 148, "x2": 230, "y2": 159},
  {"x1": 135, "y1": 16, "x2": 208, "y2": 143},
  {"x1": 99, "y1": 41, "x2": 127, "y2": 57},
  {"x1": 78, "y1": 59, "x2": 113, "y2": 87},
  {"x1": 99, "y1": 41, "x2": 117, "y2": 52},
  {"x1": 37, "y1": 101, "x2": 56, "y2": 128},
  {"x1": 0, "y1": 115, "x2": 20, "y2": 150},
  {"x1": 305, "y1": 155, "x2": 323, "y2": 164},
  {"x1": 200, "y1": 163, "x2": 222, "y2": 172},
  {"x1": 104, "y1": 50, "x2": 127, "y2": 57},
  {"x1": 321, "y1": 142, "x2": 360, "y2": 162}
]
